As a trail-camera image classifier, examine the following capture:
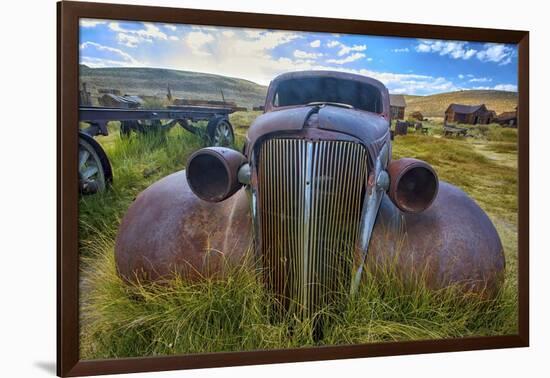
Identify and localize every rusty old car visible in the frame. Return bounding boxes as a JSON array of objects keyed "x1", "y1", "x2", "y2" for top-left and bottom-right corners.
[{"x1": 115, "y1": 71, "x2": 505, "y2": 321}]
